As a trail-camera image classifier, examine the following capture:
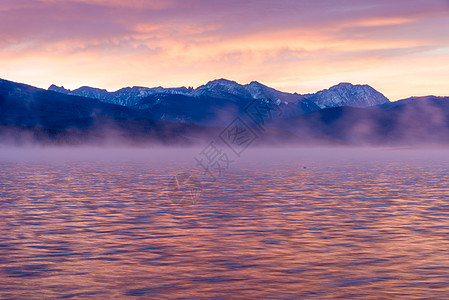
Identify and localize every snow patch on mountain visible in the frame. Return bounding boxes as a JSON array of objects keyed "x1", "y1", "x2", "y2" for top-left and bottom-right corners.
[
  {"x1": 305, "y1": 82, "x2": 389, "y2": 109},
  {"x1": 48, "y1": 80, "x2": 390, "y2": 114},
  {"x1": 48, "y1": 85, "x2": 193, "y2": 106}
]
